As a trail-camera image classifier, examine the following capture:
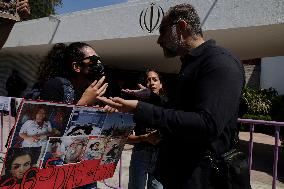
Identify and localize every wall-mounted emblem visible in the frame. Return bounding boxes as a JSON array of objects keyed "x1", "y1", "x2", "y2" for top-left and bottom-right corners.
[{"x1": 139, "y1": 3, "x2": 164, "y2": 33}]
